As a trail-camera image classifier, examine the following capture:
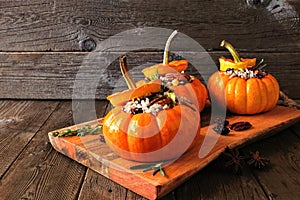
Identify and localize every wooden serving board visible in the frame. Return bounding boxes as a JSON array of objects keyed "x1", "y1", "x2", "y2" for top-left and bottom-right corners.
[{"x1": 48, "y1": 106, "x2": 300, "y2": 200}]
